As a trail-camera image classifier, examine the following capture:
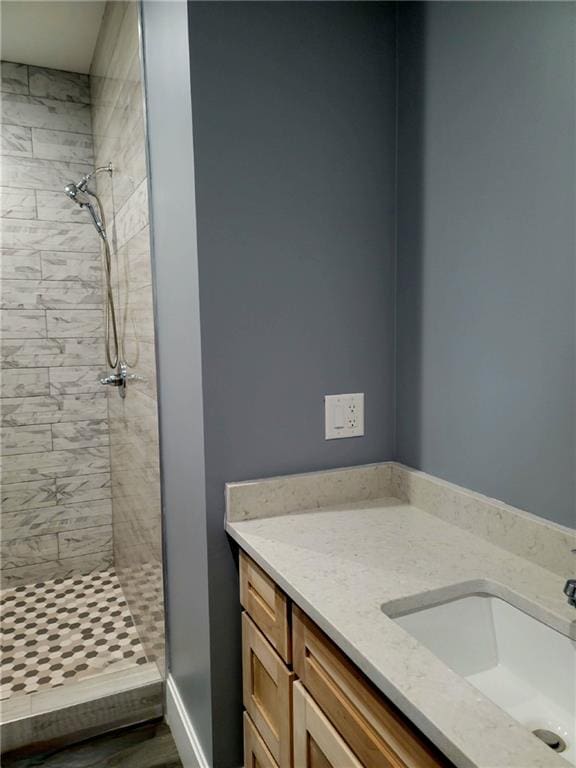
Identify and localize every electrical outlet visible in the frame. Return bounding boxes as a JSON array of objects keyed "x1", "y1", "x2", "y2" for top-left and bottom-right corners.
[{"x1": 324, "y1": 393, "x2": 364, "y2": 439}]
